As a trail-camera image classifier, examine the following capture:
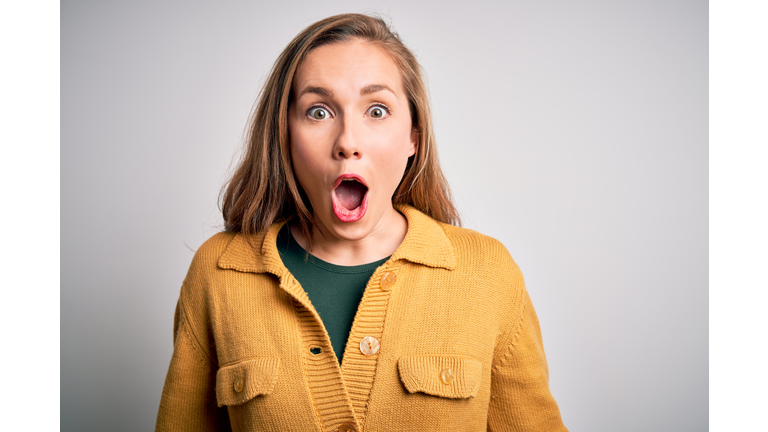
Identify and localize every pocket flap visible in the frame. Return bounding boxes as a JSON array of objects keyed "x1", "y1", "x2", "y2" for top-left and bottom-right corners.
[
  {"x1": 216, "y1": 358, "x2": 280, "y2": 407},
  {"x1": 397, "y1": 355, "x2": 482, "y2": 399}
]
